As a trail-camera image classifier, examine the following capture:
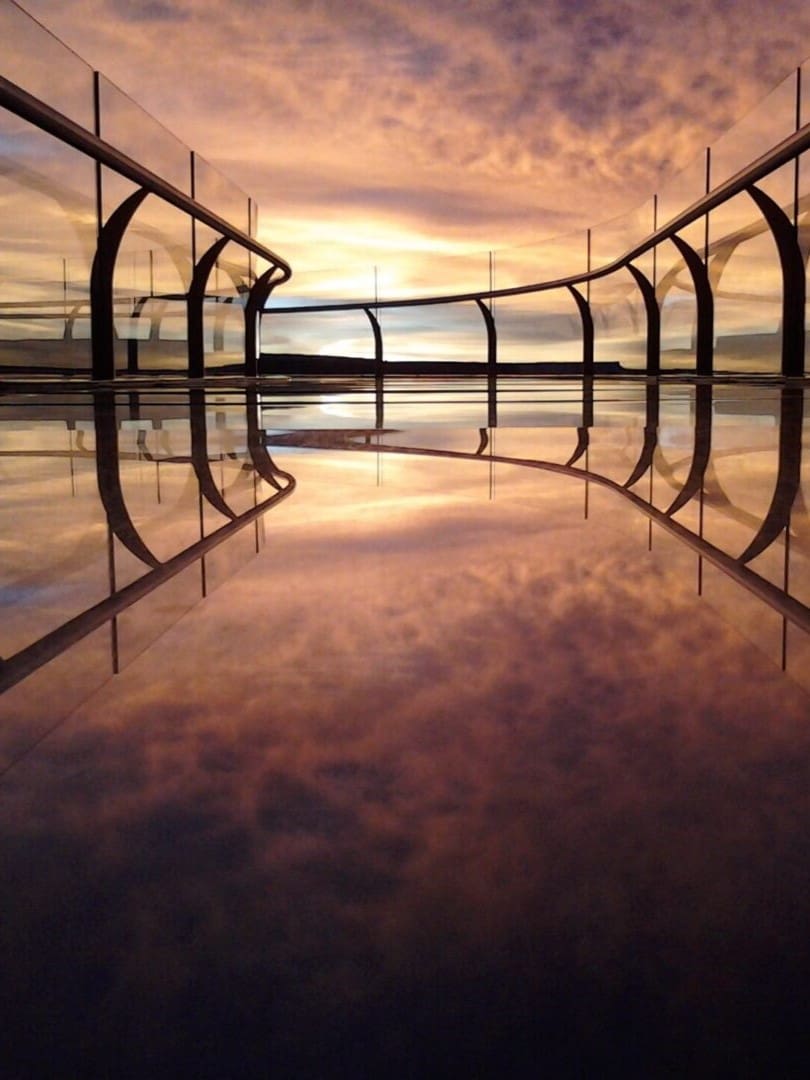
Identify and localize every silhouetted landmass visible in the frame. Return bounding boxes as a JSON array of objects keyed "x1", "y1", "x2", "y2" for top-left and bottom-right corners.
[{"x1": 258, "y1": 353, "x2": 628, "y2": 376}]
